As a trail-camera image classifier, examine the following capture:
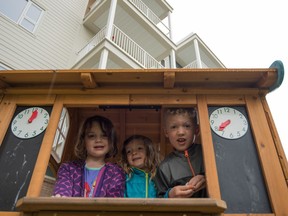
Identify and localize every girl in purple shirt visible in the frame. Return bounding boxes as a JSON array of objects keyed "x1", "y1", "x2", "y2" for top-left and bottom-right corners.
[{"x1": 53, "y1": 115, "x2": 125, "y2": 197}]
